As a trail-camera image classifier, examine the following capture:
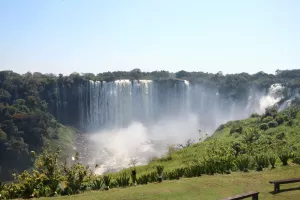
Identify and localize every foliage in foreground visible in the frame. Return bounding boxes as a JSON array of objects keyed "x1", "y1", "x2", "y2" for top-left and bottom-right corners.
[{"x1": 1, "y1": 106, "x2": 300, "y2": 199}]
